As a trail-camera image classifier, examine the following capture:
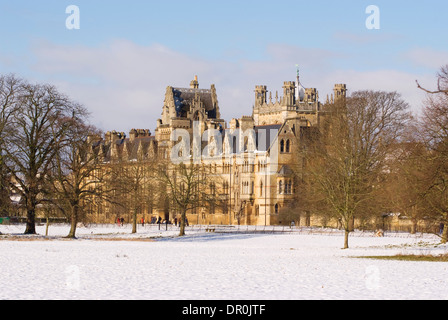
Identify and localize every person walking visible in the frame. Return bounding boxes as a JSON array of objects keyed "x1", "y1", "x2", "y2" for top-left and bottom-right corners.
[{"x1": 157, "y1": 216, "x2": 162, "y2": 230}]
